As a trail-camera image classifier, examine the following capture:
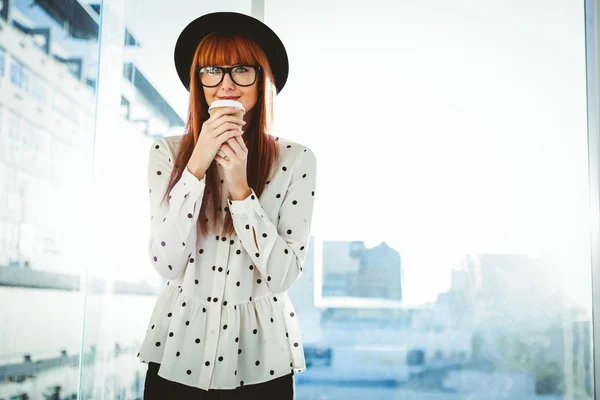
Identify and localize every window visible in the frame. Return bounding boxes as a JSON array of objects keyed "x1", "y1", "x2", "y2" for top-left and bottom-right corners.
[
  {"x1": 120, "y1": 95, "x2": 131, "y2": 120},
  {"x1": 30, "y1": 75, "x2": 47, "y2": 104},
  {"x1": 52, "y1": 91, "x2": 79, "y2": 123},
  {"x1": 0, "y1": 47, "x2": 5, "y2": 77},
  {"x1": 9, "y1": 59, "x2": 29, "y2": 92},
  {"x1": 6, "y1": 108, "x2": 19, "y2": 142}
]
